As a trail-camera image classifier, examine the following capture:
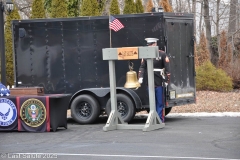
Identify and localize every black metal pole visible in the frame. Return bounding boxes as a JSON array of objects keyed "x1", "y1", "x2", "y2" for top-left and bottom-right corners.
[{"x1": 0, "y1": 1, "x2": 6, "y2": 85}]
